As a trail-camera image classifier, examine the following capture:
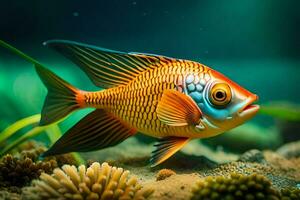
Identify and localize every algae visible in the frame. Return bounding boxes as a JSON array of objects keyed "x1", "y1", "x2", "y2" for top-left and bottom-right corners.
[{"x1": 191, "y1": 173, "x2": 281, "y2": 200}]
